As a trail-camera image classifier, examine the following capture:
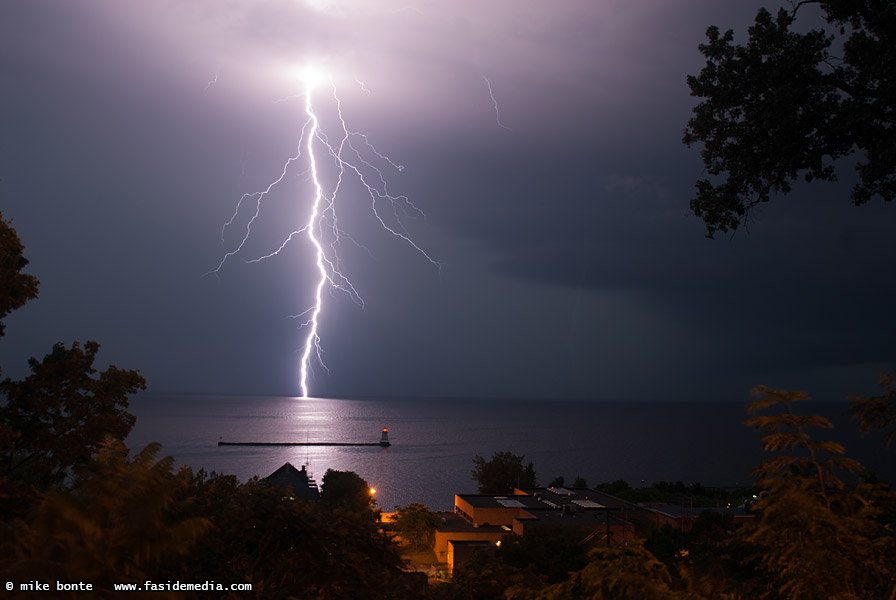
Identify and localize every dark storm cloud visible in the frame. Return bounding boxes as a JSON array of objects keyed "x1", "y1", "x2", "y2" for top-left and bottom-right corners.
[{"x1": 1, "y1": 0, "x2": 892, "y2": 401}]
